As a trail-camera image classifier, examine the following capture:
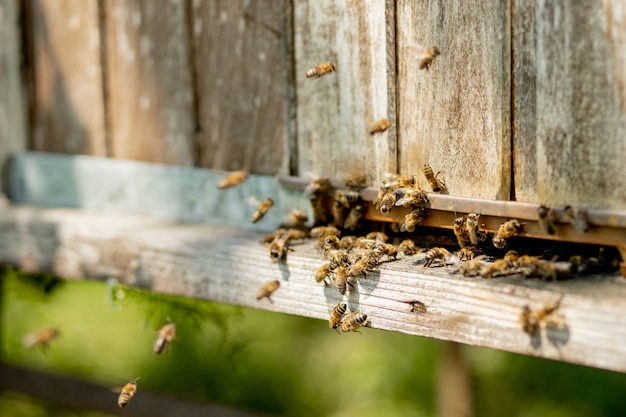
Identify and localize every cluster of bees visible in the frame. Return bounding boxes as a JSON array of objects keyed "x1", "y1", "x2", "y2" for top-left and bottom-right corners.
[{"x1": 22, "y1": 320, "x2": 177, "y2": 407}]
